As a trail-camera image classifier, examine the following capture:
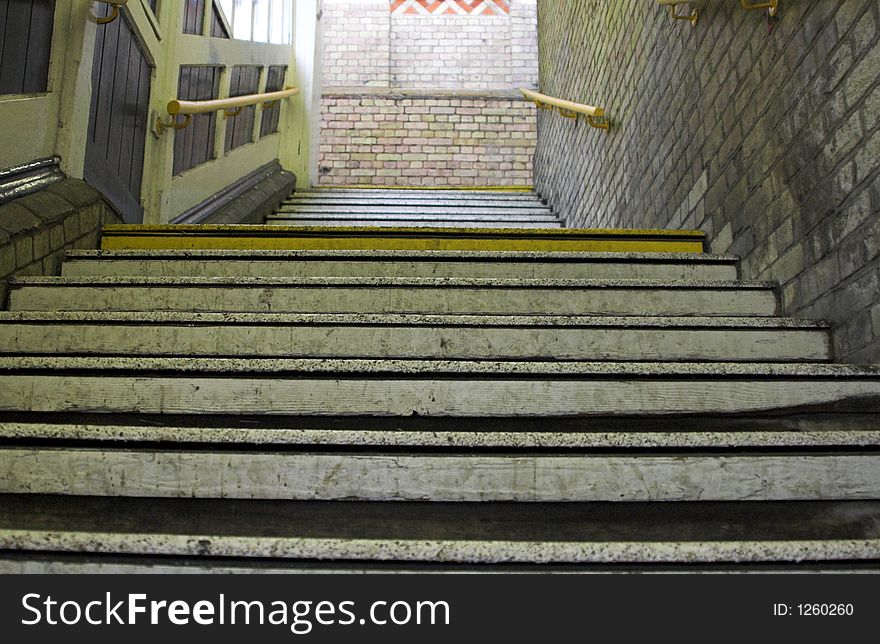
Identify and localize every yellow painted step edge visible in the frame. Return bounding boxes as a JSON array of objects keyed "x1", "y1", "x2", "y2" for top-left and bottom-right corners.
[
  {"x1": 101, "y1": 226, "x2": 705, "y2": 253},
  {"x1": 103, "y1": 225, "x2": 705, "y2": 239}
]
